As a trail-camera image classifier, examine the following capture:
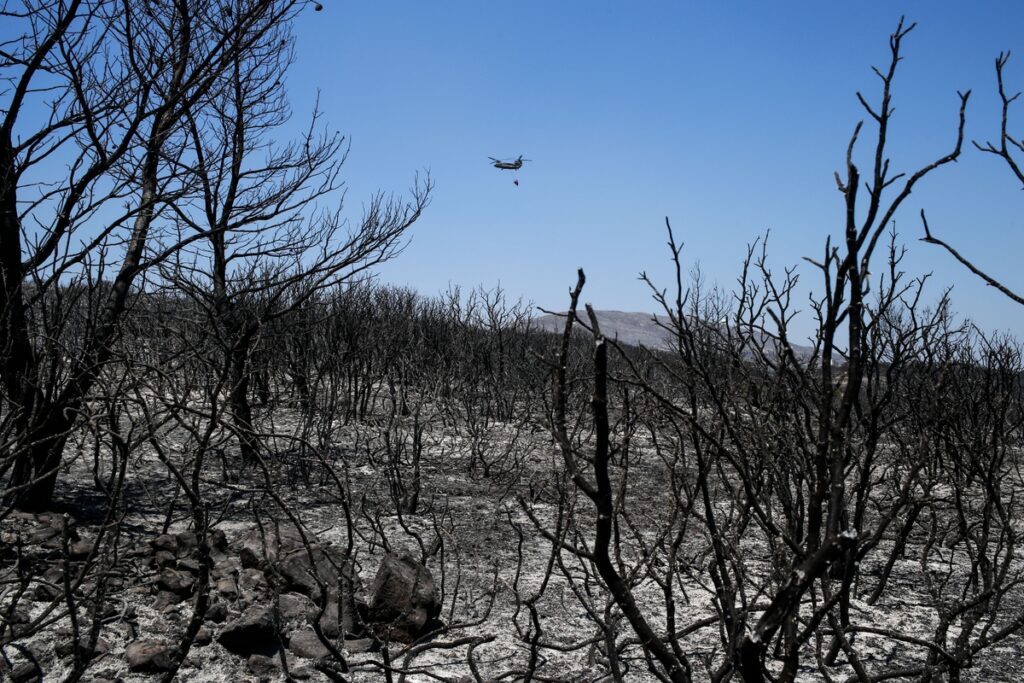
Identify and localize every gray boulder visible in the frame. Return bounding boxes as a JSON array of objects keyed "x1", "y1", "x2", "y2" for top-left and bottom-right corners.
[
  {"x1": 247, "y1": 653, "x2": 281, "y2": 680},
  {"x1": 217, "y1": 605, "x2": 279, "y2": 656},
  {"x1": 126, "y1": 639, "x2": 176, "y2": 673},
  {"x1": 287, "y1": 629, "x2": 331, "y2": 660},
  {"x1": 236, "y1": 523, "x2": 305, "y2": 569},
  {"x1": 157, "y1": 567, "x2": 195, "y2": 596},
  {"x1": 367, "y1": 553, "x2": 442, "y2": 643}
]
